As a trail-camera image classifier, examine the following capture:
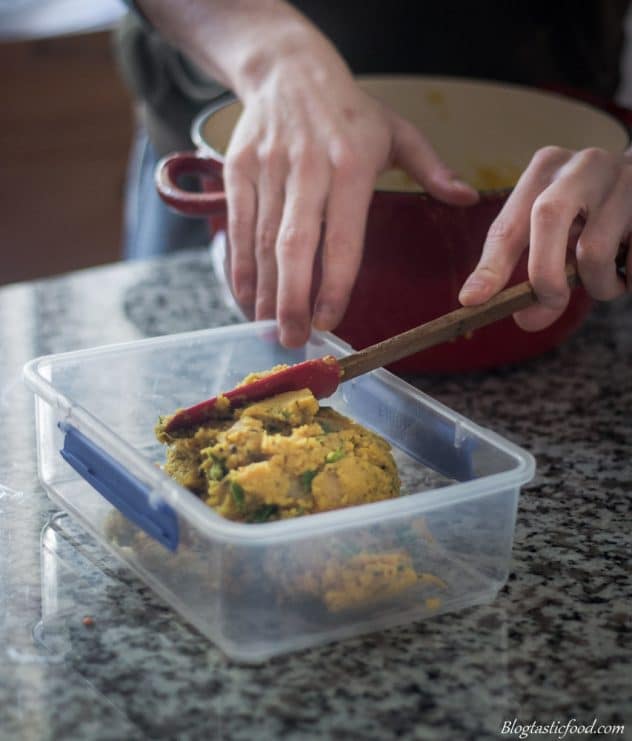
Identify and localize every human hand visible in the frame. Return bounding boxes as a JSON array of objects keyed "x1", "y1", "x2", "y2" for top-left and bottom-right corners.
[
  {"x1": 459, "y1": 145, "x2": 632, "y2": 330},
  {"x1": 138, "y1": 0, "x2": 477, "y2": 346},
  {"x1": 223, "y1": 37, "x2": 477, "y2": 346}
]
